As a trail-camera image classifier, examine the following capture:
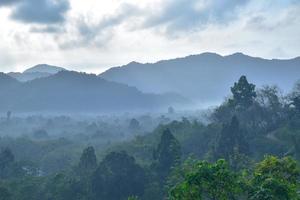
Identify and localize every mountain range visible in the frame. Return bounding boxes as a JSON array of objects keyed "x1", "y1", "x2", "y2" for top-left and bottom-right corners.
[
  {"x1": 2, "y1": 52, "x2": 300, "y2": 112},
  {"x1": 100, "y1": 53, "x2": 300, "y2": 104},
  {"x1": 0, "y1": 71, "x2": 186, "y2": 113},
  {"x1": 8, "y1": 64, "x2": 65, "y2": 82}
]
